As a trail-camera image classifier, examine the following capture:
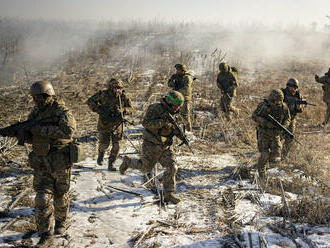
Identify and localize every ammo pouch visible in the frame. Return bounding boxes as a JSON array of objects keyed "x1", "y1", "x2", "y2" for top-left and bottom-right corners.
[
  {"x1": 32, "y1": 136, "x2": 50, "y2": 156},
  {"x1": 69, "y1": 141, "x2": 85, "y2": 163}
]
